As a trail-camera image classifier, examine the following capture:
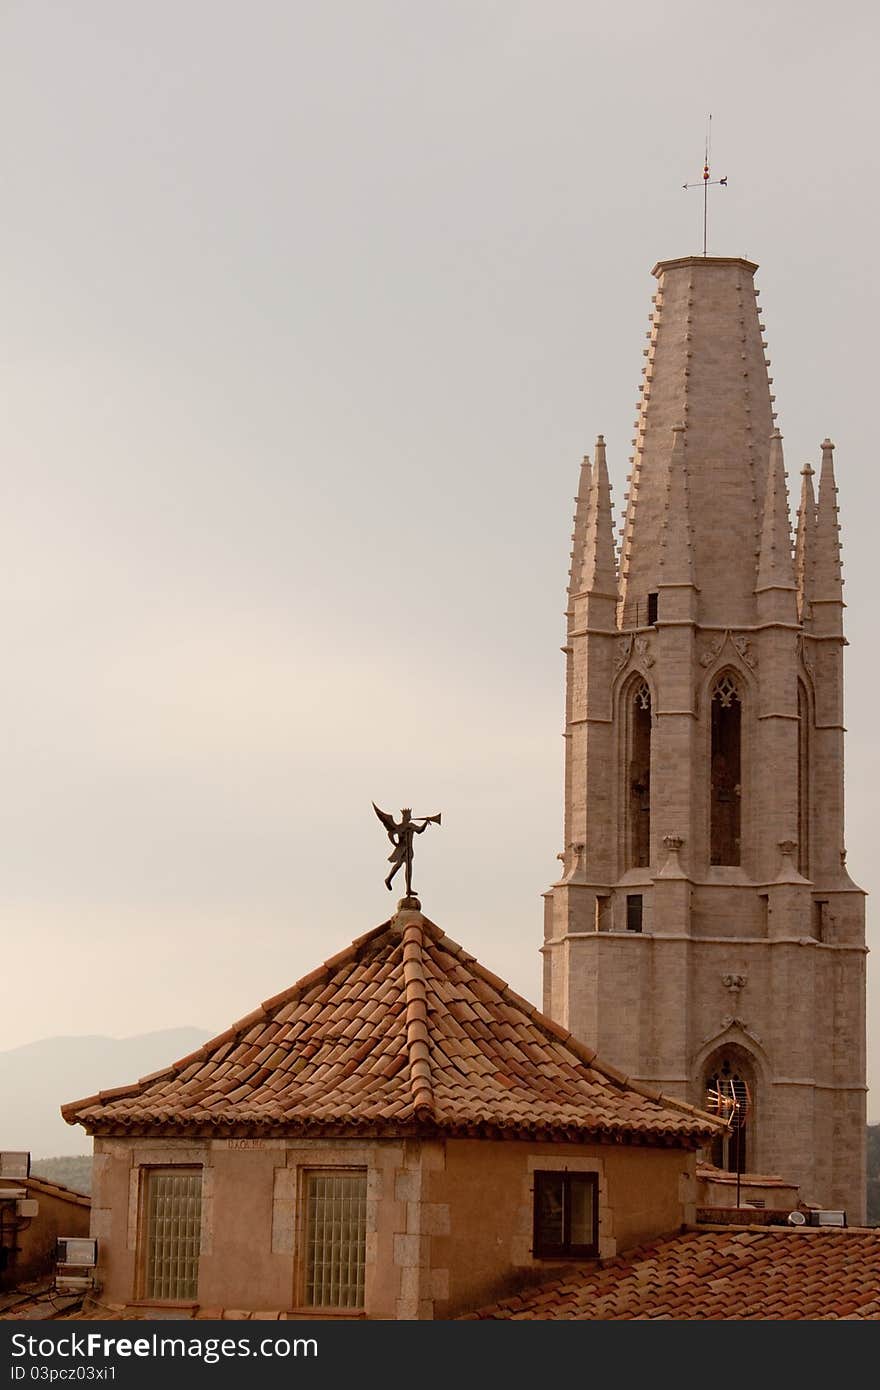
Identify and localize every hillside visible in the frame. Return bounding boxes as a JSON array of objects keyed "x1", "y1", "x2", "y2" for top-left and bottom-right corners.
[{"x1": 29, "y1": 1154, "x2": 93, "y2": 1195}]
